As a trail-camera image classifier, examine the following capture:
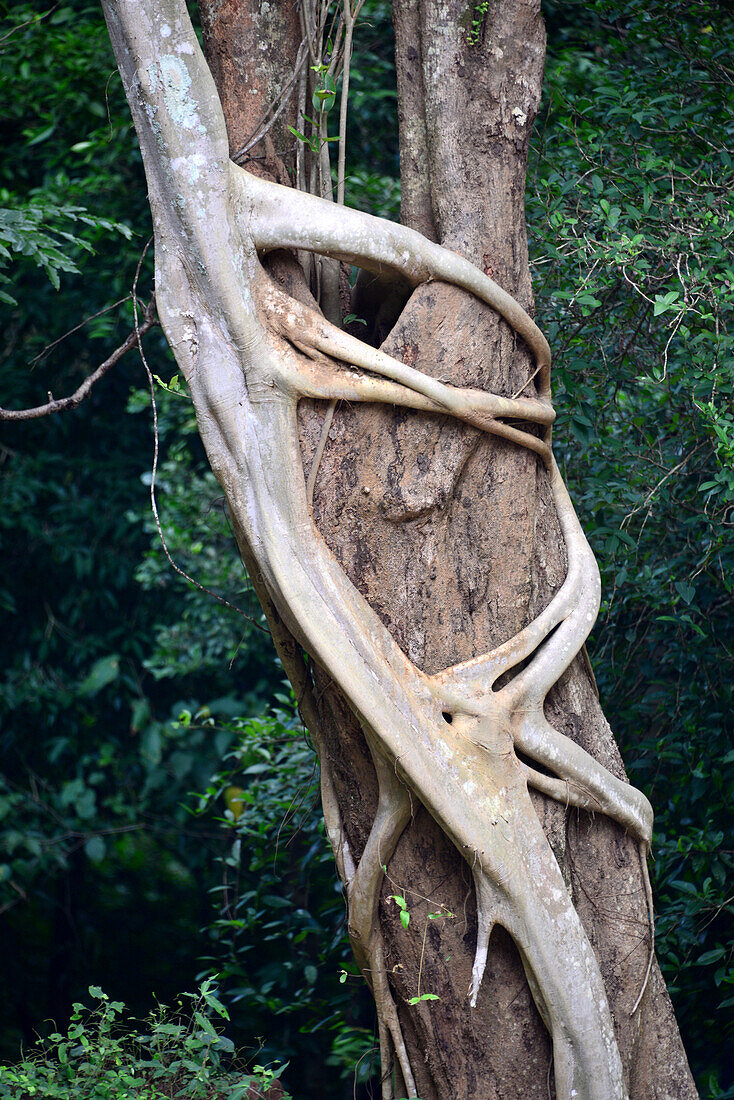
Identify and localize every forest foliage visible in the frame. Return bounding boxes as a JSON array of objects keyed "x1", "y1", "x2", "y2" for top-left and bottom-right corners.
[{"x1": 0, "y1": 0, "x2": 731, "y2": 1096}]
